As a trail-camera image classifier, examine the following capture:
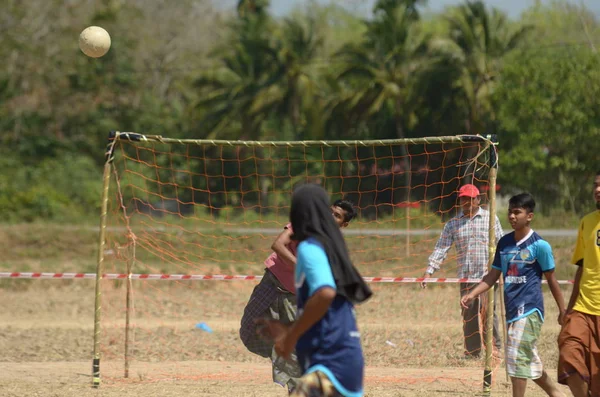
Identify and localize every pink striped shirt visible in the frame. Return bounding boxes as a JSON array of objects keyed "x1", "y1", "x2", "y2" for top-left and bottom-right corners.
[{"x1": 264, "y1": 223, "x2": 298, "y2": 293}]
